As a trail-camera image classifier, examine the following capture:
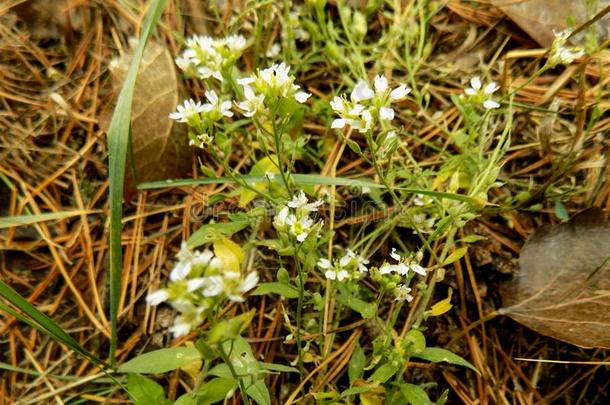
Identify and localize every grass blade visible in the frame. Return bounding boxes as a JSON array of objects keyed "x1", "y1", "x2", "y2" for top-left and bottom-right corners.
[
  {"x1": 106, "y1": 0, "x2": 168, "y2": 365},
  {"x1": 0, "y1": 210, "x2": 99, "y2": 229},
  {"x1": 137, "y1": 174, "x2": 480, "y2": 204},
  {"x1": 0, "y1": 281, "x2": 99, "y2": 363}
]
